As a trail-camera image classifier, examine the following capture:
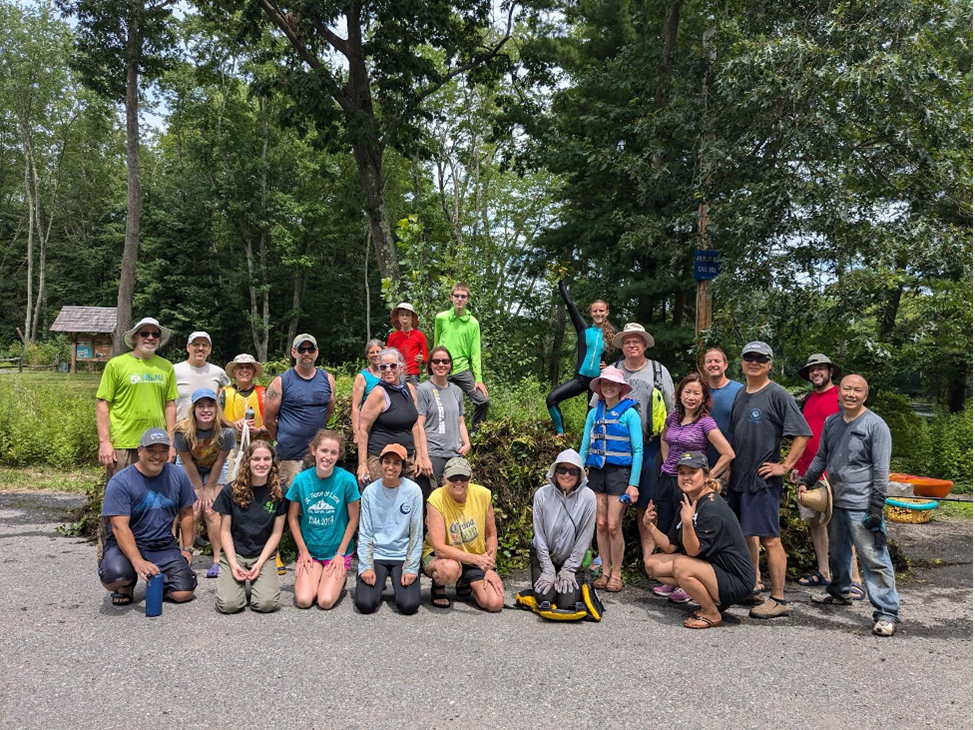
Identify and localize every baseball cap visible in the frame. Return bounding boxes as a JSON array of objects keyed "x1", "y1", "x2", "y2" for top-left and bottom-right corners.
[
  {"x1": 443, "y1": 457, "x2": 473, "y2": 480},
  {"x1": 187, "y1": 331, "x2": 211, "y2": 346},
  {"x1": 139, "y1": 427, "x2": 171, "y2": 448},
  {"x1": 191, "y1": 387, "x2": 218, "y2": 404},
  {"x1": 676, "y1": 451, "x2": 709, "y2": 470},
  {"x1": 292, "y1": 333, "x2": 318, "y2": 350},
  {"x1": 741, "y1": 341, "x2": 773, "y2": 359},
  {"x1": 379, "y1": 443, "x2": 408, "y2": 462}
]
